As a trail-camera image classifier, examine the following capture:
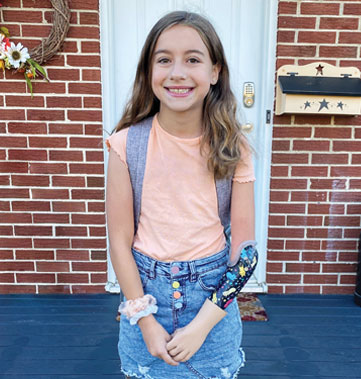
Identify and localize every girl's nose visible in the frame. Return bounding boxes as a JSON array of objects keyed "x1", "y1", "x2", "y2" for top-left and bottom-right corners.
[{"x1": 169, "y1": 61, "x2": 186, "y2": 80}]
